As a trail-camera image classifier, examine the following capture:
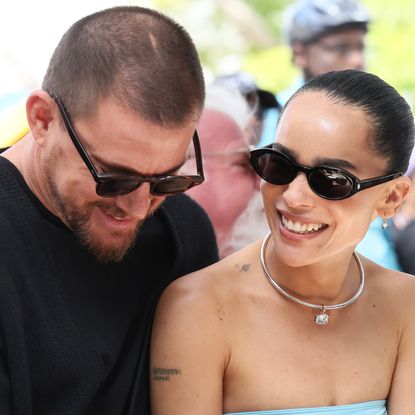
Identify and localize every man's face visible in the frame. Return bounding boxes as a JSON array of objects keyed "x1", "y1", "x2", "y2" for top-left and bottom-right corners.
[
  {"x1": 294, "y1": 27, "x2": 366, "y2": 82},
  {"x1": 185, "y1": 109, "x2": 259, "y2": 256},
  {"x1": 40, "y1": 96, "x2": 196, "y2": 262}
]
